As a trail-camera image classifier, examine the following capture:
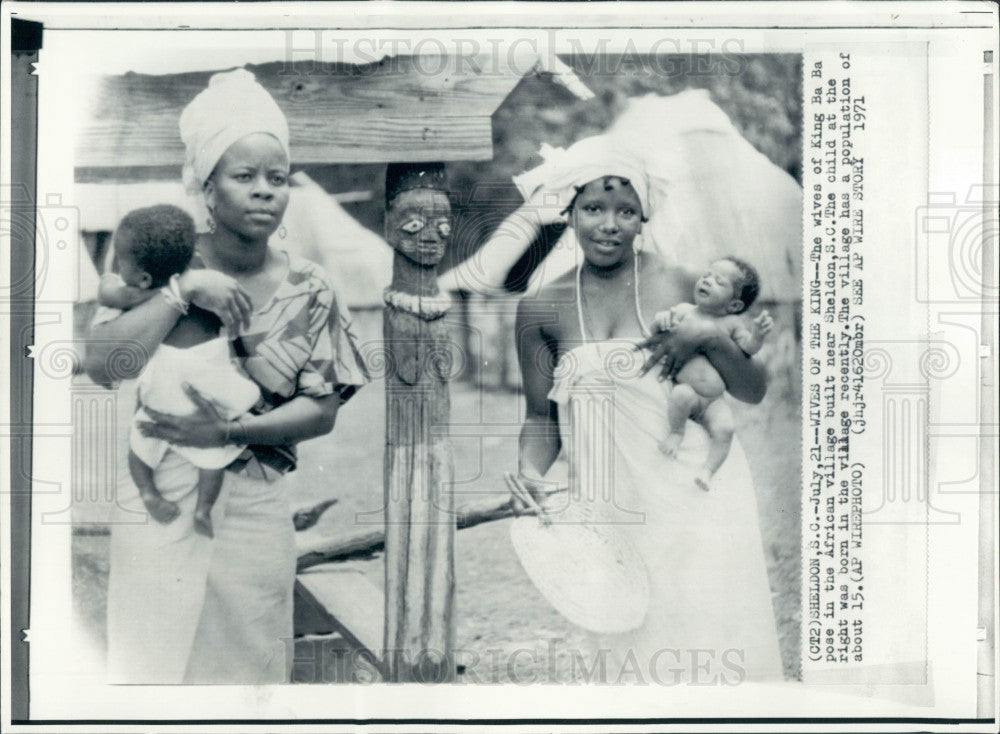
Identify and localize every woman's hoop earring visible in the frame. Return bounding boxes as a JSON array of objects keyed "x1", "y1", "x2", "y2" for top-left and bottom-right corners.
[
  {"x1": 207, "y1": 215, "x2": 216, "y2": 234},
  {"x1": 278, "y1": 224, "x2": 287, "y2": 240}
]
